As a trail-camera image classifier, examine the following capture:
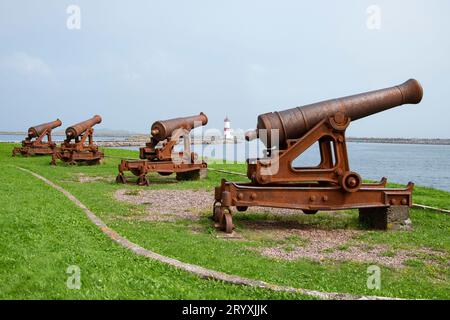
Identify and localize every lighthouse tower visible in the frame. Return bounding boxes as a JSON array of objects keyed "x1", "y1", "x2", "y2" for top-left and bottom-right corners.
[{"x1": 224, "y1": 116, "x2": 232, "y2": 140}]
